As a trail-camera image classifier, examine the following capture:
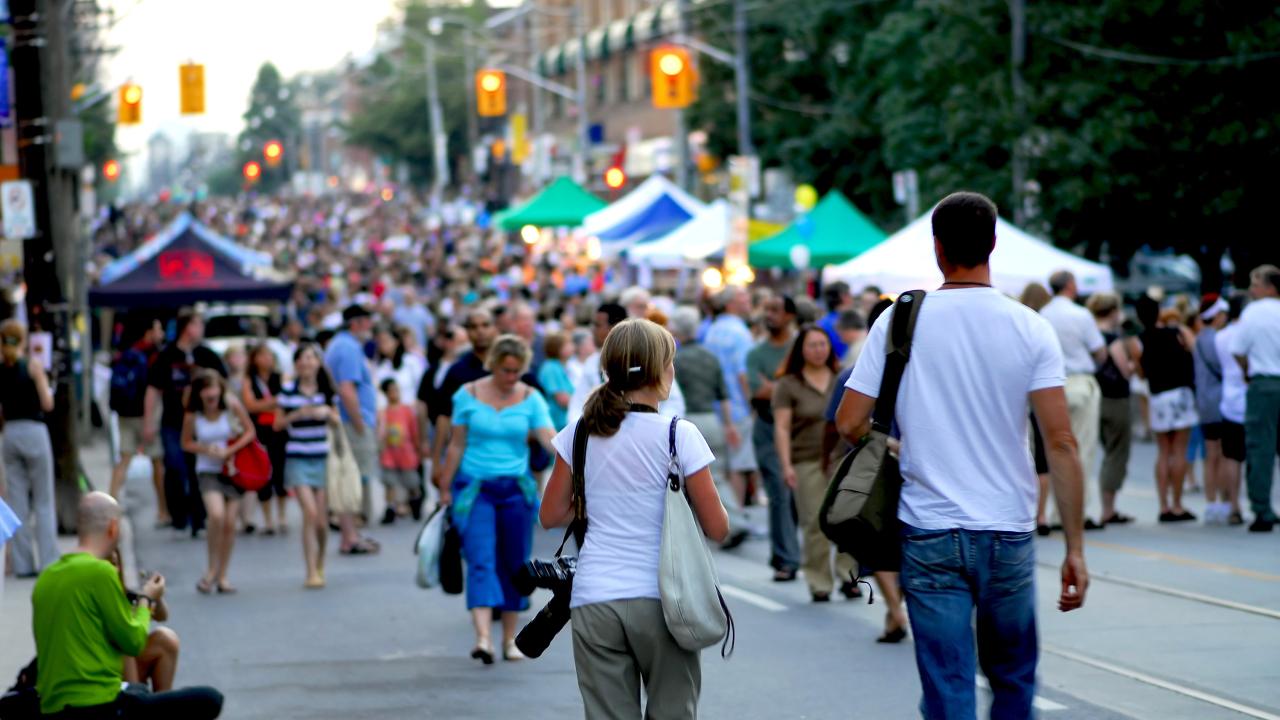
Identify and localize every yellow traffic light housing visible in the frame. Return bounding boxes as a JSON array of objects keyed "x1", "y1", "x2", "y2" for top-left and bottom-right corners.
[
  {"x1": 650, "y1": 46, "x2": 695, "y2": 109},
  {"x1": 476, "y1": 69, "x2": 507, "y2": 117},
  {"x1": 118, "y1": 84, "x2": 142, "y2": 124},
  {"x1": 180, "y1": 63, "x2": 205, "y2": 115}
]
